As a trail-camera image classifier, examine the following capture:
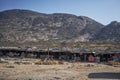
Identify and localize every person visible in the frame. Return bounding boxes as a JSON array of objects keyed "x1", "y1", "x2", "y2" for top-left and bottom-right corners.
[
  {"x1": 118, "y1": 54, "x2": 120, "y2": 62},
  {"x1": 88, "y1": 55, "x2": 95, "y2": 62},
  {"x1": 115, "y1": 53, "x2": 120, "y2": 62},
  {"x1": 84, "y1": 54, "x2": 87, "y2": 62},
  {"x1": 95, "y1": 56, "x2": 100, "y2": 63}
]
